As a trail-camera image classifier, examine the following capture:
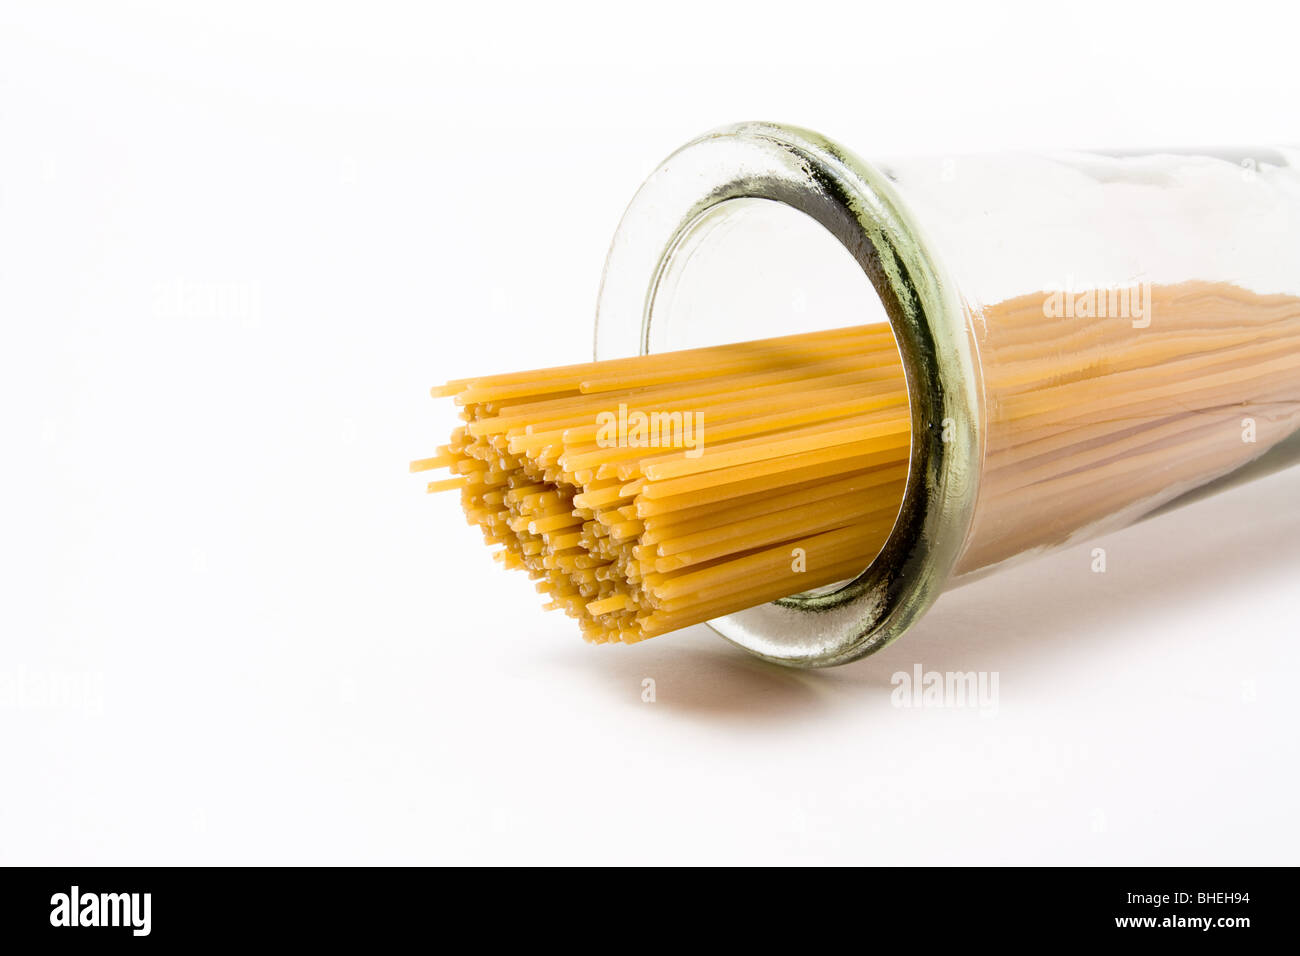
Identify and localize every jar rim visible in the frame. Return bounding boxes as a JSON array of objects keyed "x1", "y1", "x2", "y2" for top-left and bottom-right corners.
[{"x1": 594, "y1": 121, "x2": 983, "y2": 666}]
